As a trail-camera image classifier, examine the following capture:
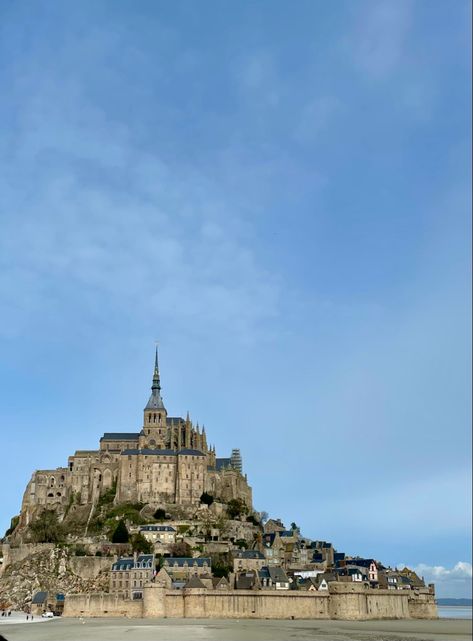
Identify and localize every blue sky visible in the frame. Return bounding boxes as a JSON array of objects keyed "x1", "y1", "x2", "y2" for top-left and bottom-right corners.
[{"x1": 0, "y1": 1, "x2": 471, "y2": 597}]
